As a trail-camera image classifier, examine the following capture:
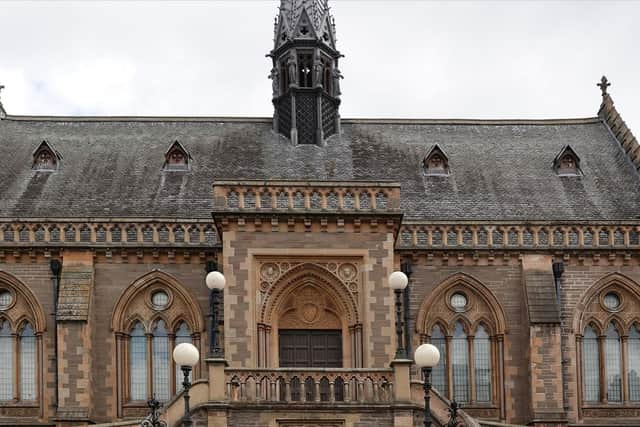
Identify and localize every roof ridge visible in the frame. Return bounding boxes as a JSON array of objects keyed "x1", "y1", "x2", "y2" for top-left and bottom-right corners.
[{"x1": 1, "y1": 115, "x2": 602, "y2": 125}]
